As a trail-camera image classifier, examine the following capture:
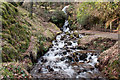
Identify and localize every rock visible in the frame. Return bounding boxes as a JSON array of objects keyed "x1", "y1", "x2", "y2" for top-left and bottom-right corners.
[
  {"x1": 77, "y1": 39, "x2": 81, "y2": 45},
  {"x1": 49, "y1": 10, "x2": 67, "y2": 28},
  {"x1": 63, "y1": 51, "x2": 67, "y2": 55},
  {"x1": 67, "y1": 42, "x2": 72, "y2": 46},
  {"x1": 82, "y1": 65, "x2": 94, "y2": 70},
  {"x1": 60, "y1": 57, "x2": 65, "y2": 61},
  {"x1": 95, "y1": 63, "x2": 99, "y2": 68},
  {"x1": 38, "y1": 68, "x2": 42, "y2": 73},
  {"x1": 79, "y1": 54, "x2": 87, "y2": 60},
  {"x1": 51, "y1": 49, "x2": 54, "y2": 51},
  {"x1": 73, "y1": 31, "x2": 79, "y2": 38},
  {"x1": 67, "y1": 56, "x2": 73, "y2": 61},
  {"x1": 66, "y1": 49, "x2": 72, "y2": 52},
  {"x1": 65, "y1": 32, "x2": 70, "y2": 35},
  {"x1": 70, "y1": 34, "x2": 74, "y2": 39},
  {"x1": 75, "y1": 58, "x2": 79, "y2": 62},
  {"x1": 87, "y1": 60, "x2": 90, "y2": 63},
  {"x1": 41, "y1": 58, "x2": 47, "y2": 63},
  {"x1": 76, "y1": 46, "x2": 87, "y2": 50}
]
